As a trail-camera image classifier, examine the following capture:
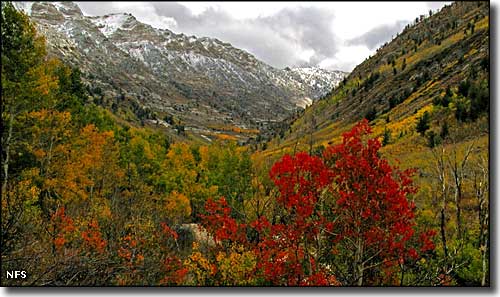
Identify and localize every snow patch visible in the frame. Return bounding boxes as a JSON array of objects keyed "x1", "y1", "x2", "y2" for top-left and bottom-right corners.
[
  {"x1": 90, "y1": 14, "x2": 130, "y2": 37},
  {"x1": 13, "y1": 2, "x2": 34, "y2": 15}
]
